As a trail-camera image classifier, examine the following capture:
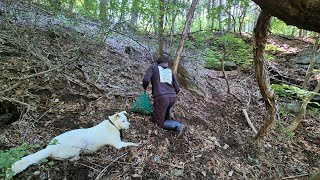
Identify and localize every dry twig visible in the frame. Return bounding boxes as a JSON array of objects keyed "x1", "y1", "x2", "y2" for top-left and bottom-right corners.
[{"x1": 95, "y1": 152, "x2": 128, "y2": 180}]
